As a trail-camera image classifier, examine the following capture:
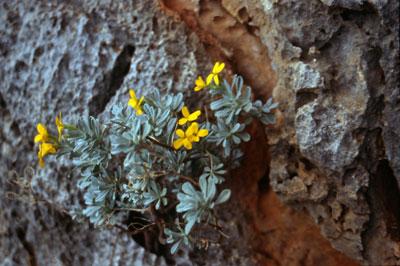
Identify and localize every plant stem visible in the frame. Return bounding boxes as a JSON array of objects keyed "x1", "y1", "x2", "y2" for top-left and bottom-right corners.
[
  {"x1": 110, "y1": 120, "x2": 130, "y2": 130},
  {"x1": 147, "y1": 136, "x2": 175, "y2": 151},
  {"x1": 178, "y1": 174, "x2": 199, "y2": 187}
]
